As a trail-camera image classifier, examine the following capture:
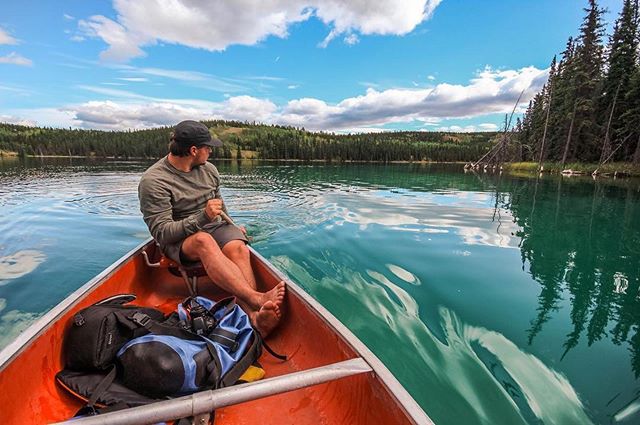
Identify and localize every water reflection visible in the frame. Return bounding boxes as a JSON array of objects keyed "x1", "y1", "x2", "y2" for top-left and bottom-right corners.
[
  {"x1": 501, "y1": 176, "x2": 640, "y2": 377},
  {"x1": 273, "y1": 254, "x2": 592, "y2": 424},
  {"x1": 0, "y1": 250, "x2": 46, "y2": 282}
]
